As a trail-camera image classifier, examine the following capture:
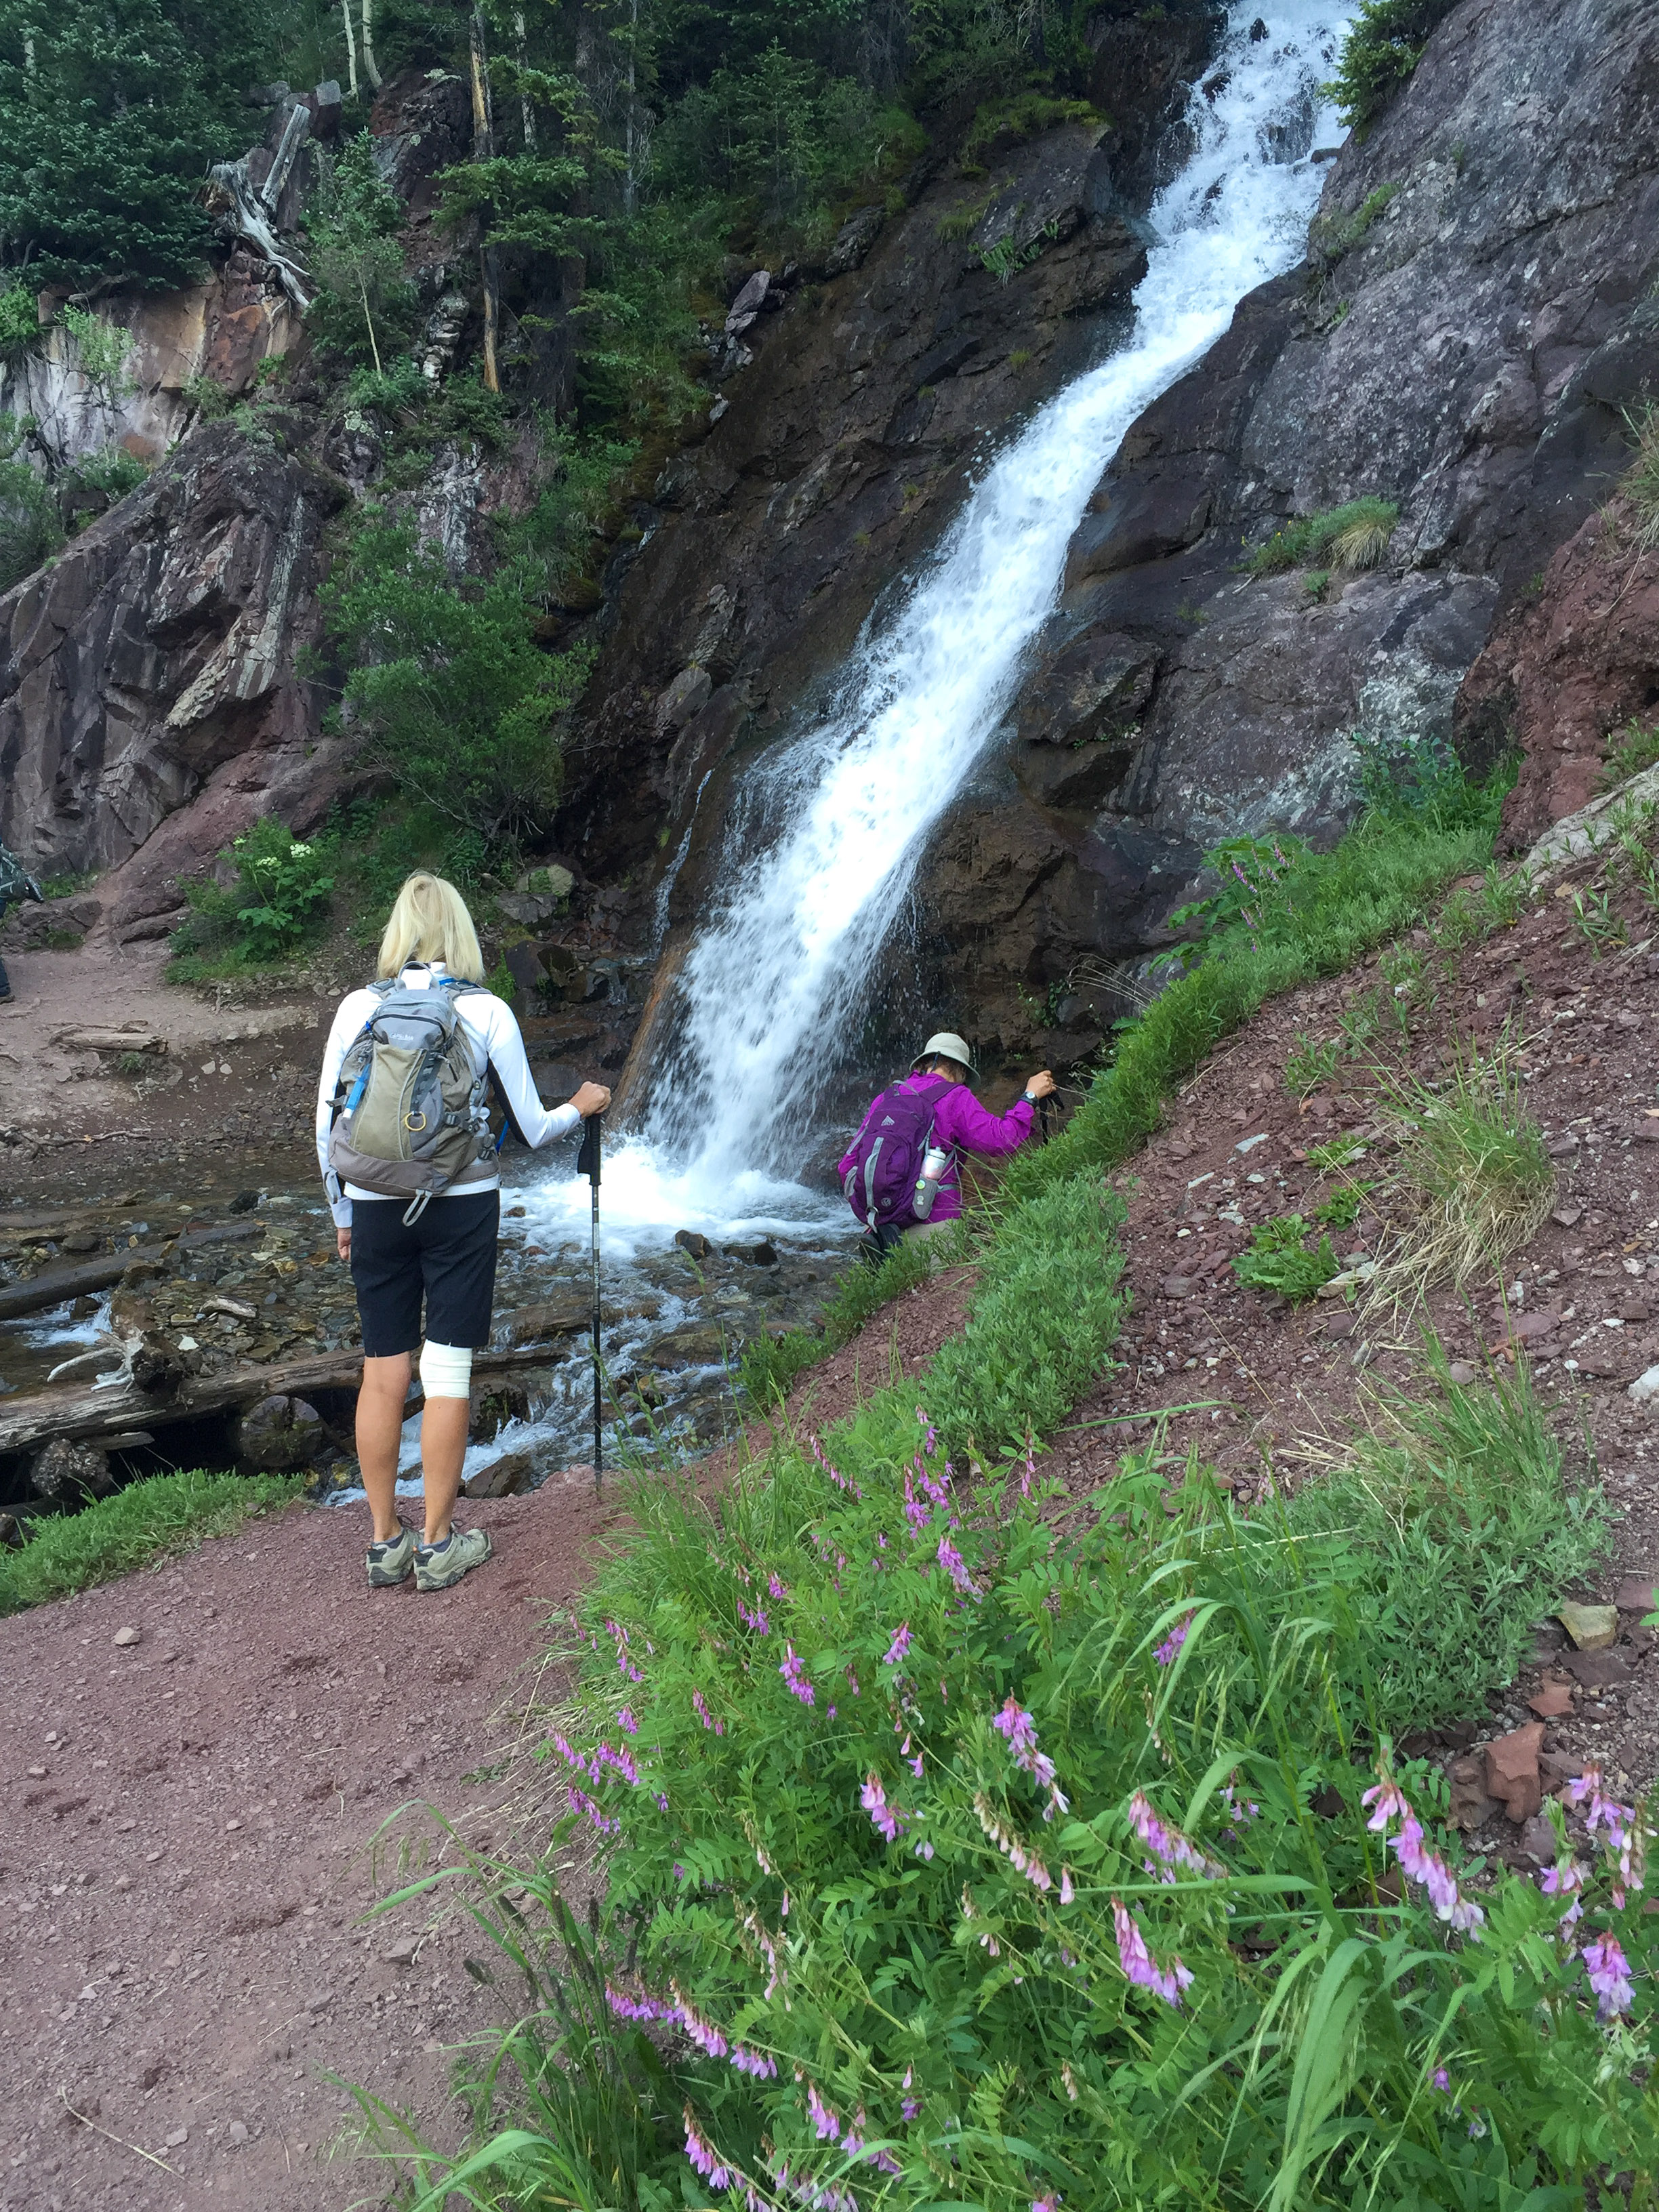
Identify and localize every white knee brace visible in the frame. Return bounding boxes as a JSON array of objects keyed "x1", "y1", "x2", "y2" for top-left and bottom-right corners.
[{"x1": 419, "y1": 1340, "x2": 474, "y2": 1399}]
